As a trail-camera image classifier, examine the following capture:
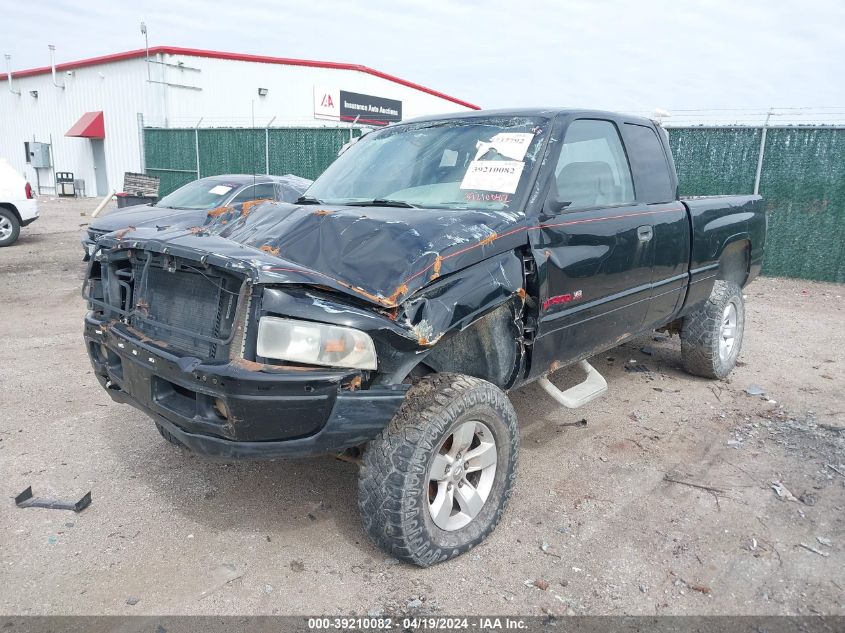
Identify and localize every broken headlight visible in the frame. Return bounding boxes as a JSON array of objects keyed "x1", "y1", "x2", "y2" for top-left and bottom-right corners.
[{"x1": 256, "y1": 317, "x2": 377, "y2": 370}]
